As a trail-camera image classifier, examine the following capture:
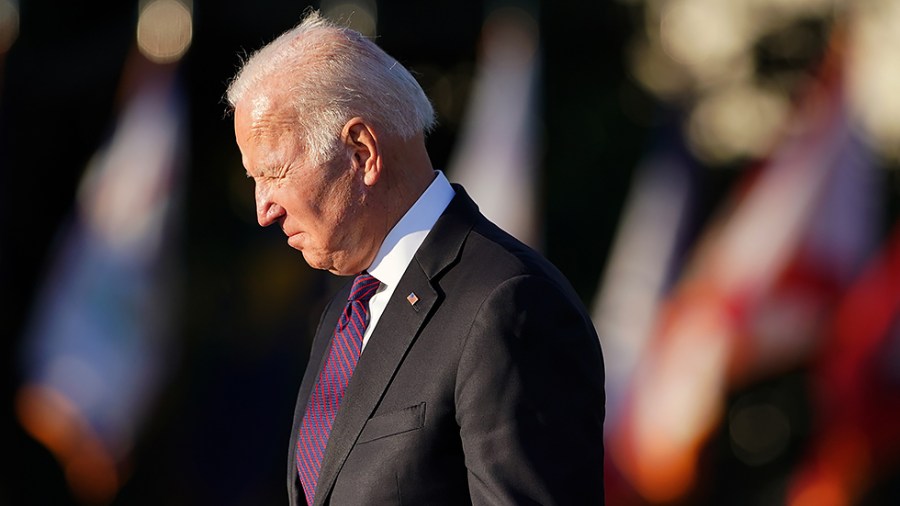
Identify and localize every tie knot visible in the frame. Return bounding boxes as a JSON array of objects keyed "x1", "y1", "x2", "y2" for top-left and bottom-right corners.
[{"x1": 348, "y1": 273, "x2": 379, "y2": 303}]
